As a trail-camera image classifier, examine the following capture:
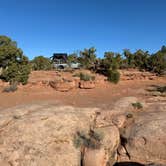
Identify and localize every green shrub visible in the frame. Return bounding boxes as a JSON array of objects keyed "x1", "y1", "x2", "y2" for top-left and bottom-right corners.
[
  {"x1": 79, "y1": 47, "x2": 96, "y2": 69},
  {"x1": 107, "y1": 70, "x2": 120, "y2": 84},
  {"x1": 132, "y1": 102, "x2": 143, "y2": 109},
  {"x1": 148, "y1": 51, "x2": 166, "y2": 75},
  {"x1": 102, "y1": 52, "x2": 122, "y2": 70},
  {"x1": 73, "y1": 131, "x2": 86, "y2": 148},
  {"x1": 79, "y1": 73, "x2": 90, "y2": 80},
  {"x1": 0, "y1": 36, "x2": 30, "y2": 85},
  {"x1": 2, "y1": 61, "x2": 30, "y2": 85},
  {"x1": 73, "y1": 72, "x2": 95, "y2": 81},
  {"x1": 31, "y1": 56, "x2": 52, "y2": 70}
]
